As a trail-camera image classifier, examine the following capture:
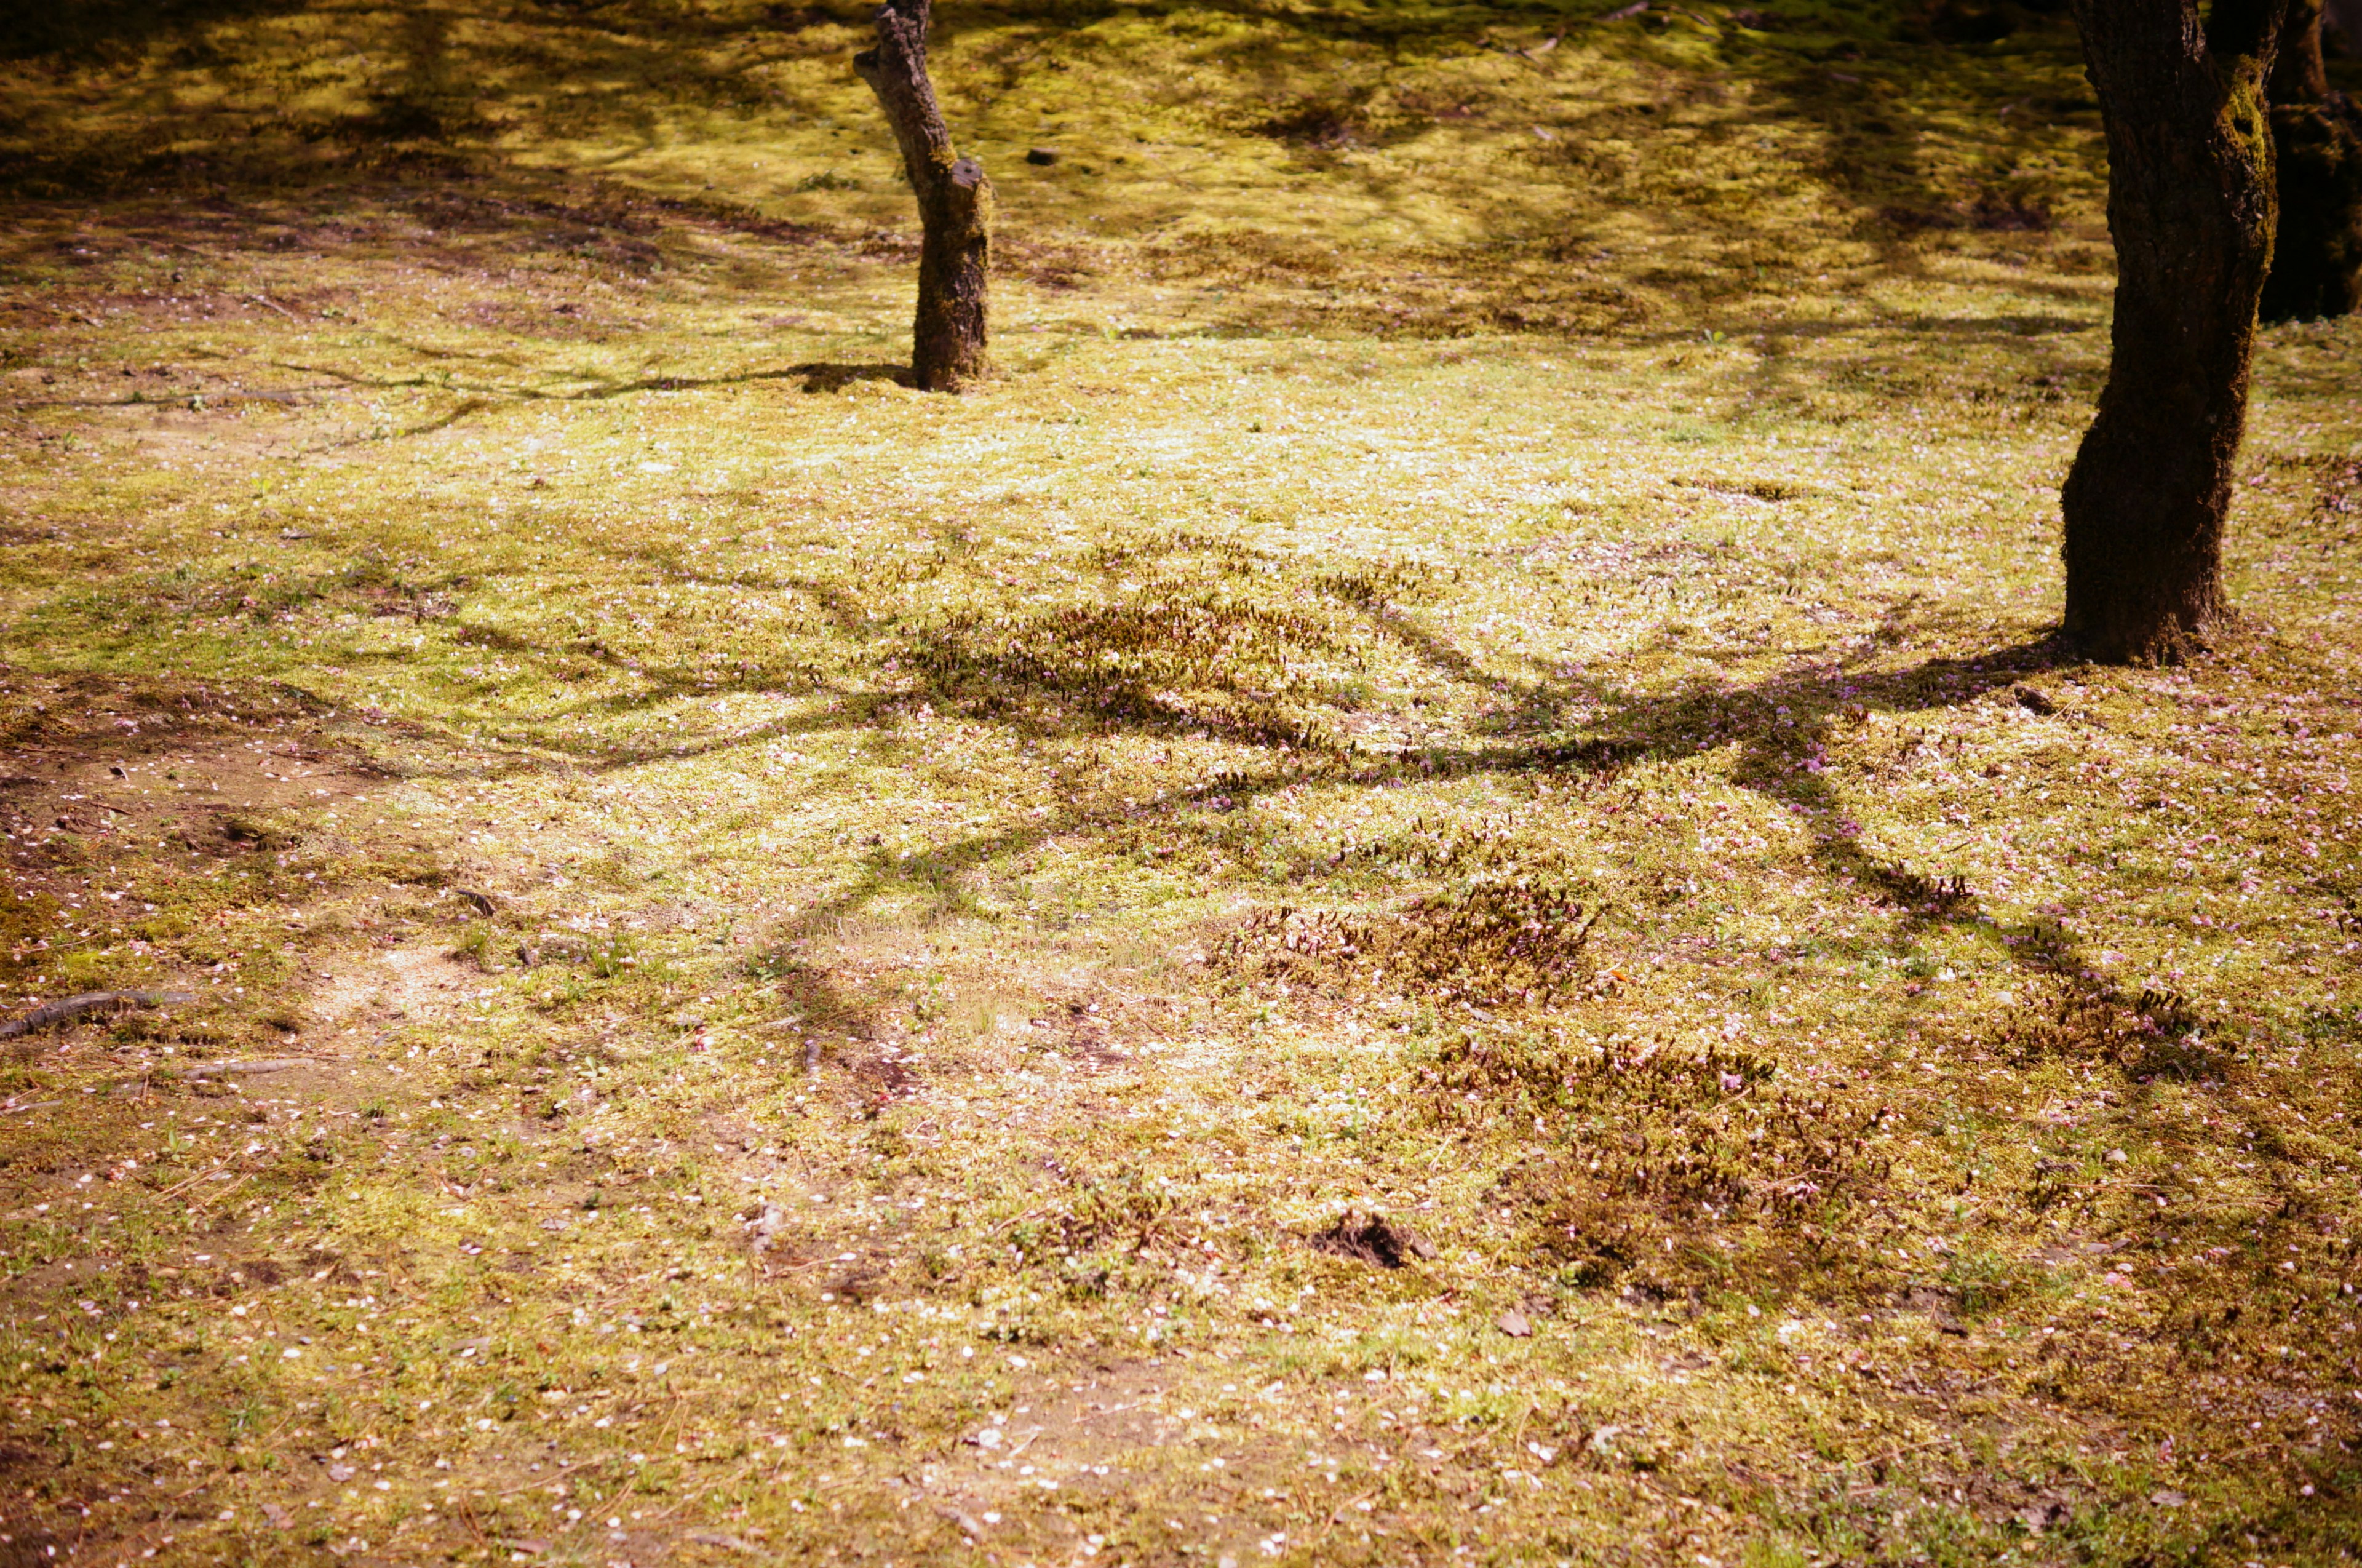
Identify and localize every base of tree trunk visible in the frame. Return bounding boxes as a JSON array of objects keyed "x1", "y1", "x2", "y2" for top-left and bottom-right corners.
[
  {"x1": 908, "y1": 156, "x2": 992, "y2": 392},
  {"x1": 2058, "y1": 335, "x2": 2246, "y2": 667},
  {"x1": 2059, "y1": 590, "x2": 2232, "y2": 665},
  {"x1": 2261, "y1": 93, "x2": 2362, "y2": 322}
]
